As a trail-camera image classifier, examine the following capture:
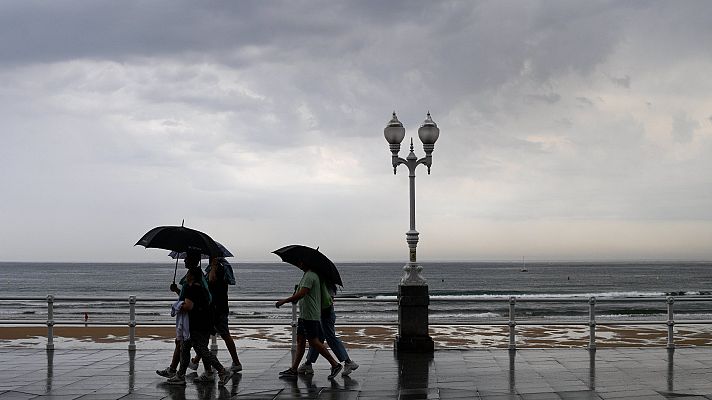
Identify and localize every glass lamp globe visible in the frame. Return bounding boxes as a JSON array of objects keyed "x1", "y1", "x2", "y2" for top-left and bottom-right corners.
[
  {"x1": 384, "y1": 112, "x2": 406, "y2": 144},
  {"x1": 418, "y1": 112, "x2": 439, "y2": 145}
]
